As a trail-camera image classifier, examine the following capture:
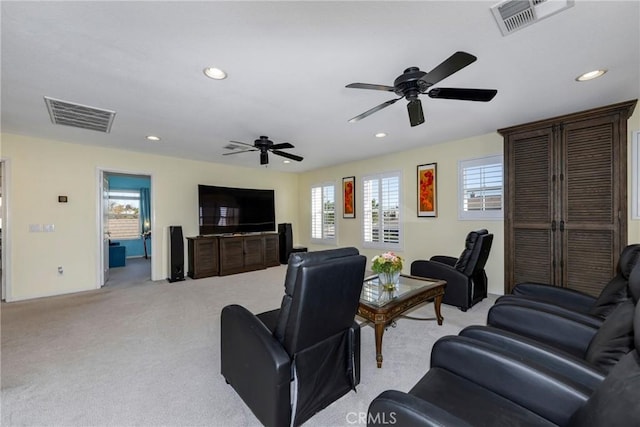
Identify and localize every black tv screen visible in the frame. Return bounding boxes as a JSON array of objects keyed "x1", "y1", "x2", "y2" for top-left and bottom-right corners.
[{"x1": 198, "y1": 185, "x2": 275, "y2": 235}]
